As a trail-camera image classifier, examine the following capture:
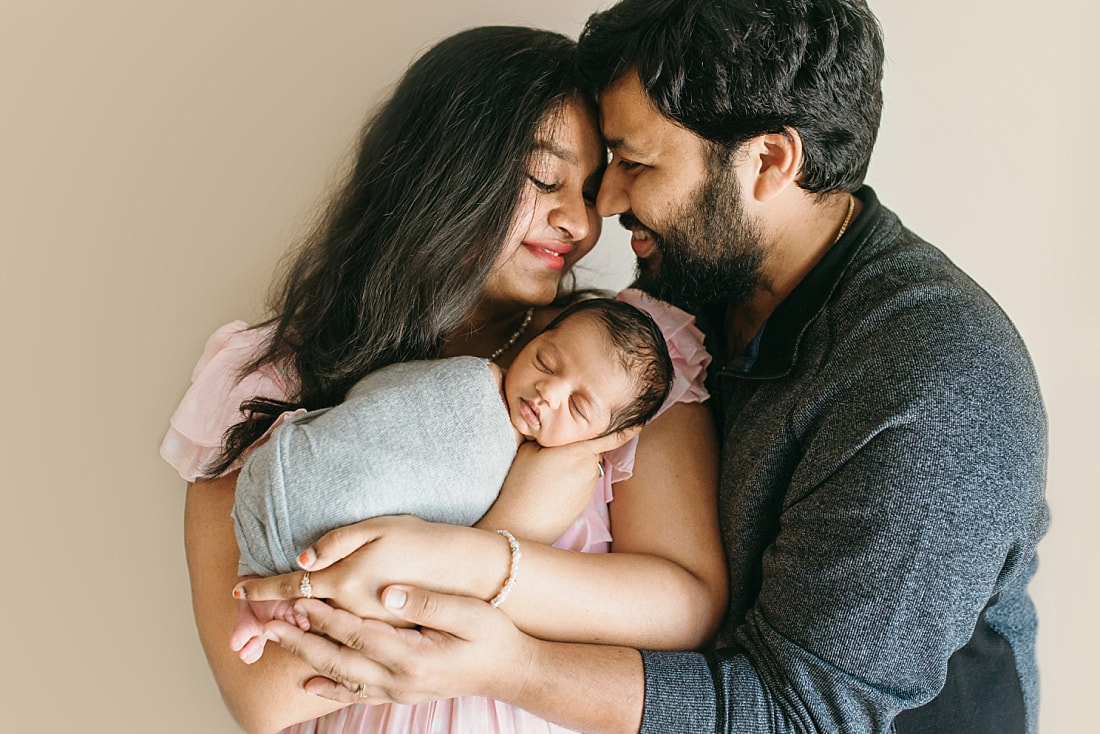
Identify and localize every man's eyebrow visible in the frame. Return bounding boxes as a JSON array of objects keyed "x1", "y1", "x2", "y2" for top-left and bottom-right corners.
[
  {"x1": 532, "y1": 140, "x2": 577, "y2": 165},
  {"x1": 604, "y1": 137, "x2": 646, "y2": 158}
]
